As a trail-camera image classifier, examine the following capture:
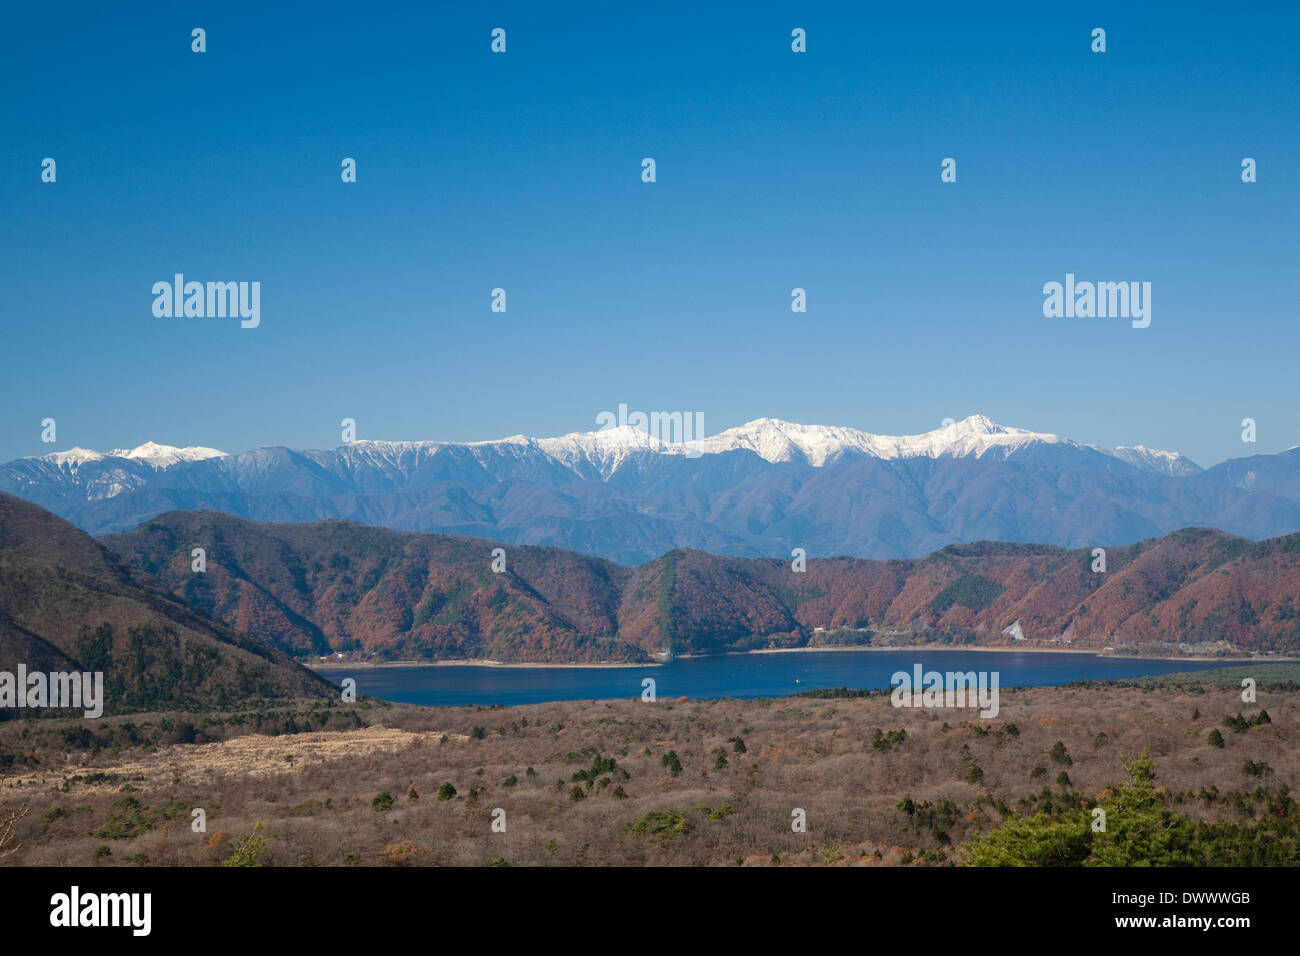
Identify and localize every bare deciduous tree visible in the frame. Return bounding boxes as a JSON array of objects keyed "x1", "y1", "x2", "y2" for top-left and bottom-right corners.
[{"x1": 0, "y1": 803, "x2": 30, "y2": 860}]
